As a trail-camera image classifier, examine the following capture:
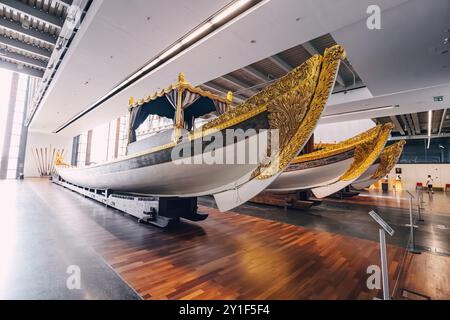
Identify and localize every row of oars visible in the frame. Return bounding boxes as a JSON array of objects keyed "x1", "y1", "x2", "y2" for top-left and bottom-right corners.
[{"x1": 31, "y1": 145, "x2": 64, "y2": 177}]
